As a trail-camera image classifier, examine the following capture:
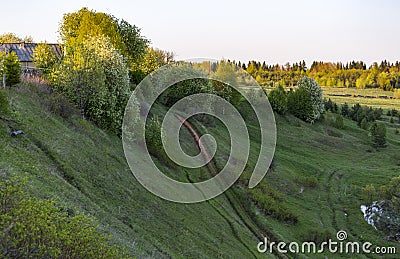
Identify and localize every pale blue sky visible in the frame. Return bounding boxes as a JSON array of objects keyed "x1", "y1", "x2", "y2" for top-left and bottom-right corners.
[{"x1": 1, "y1": 0, "x2": 399, "y2": 66}]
